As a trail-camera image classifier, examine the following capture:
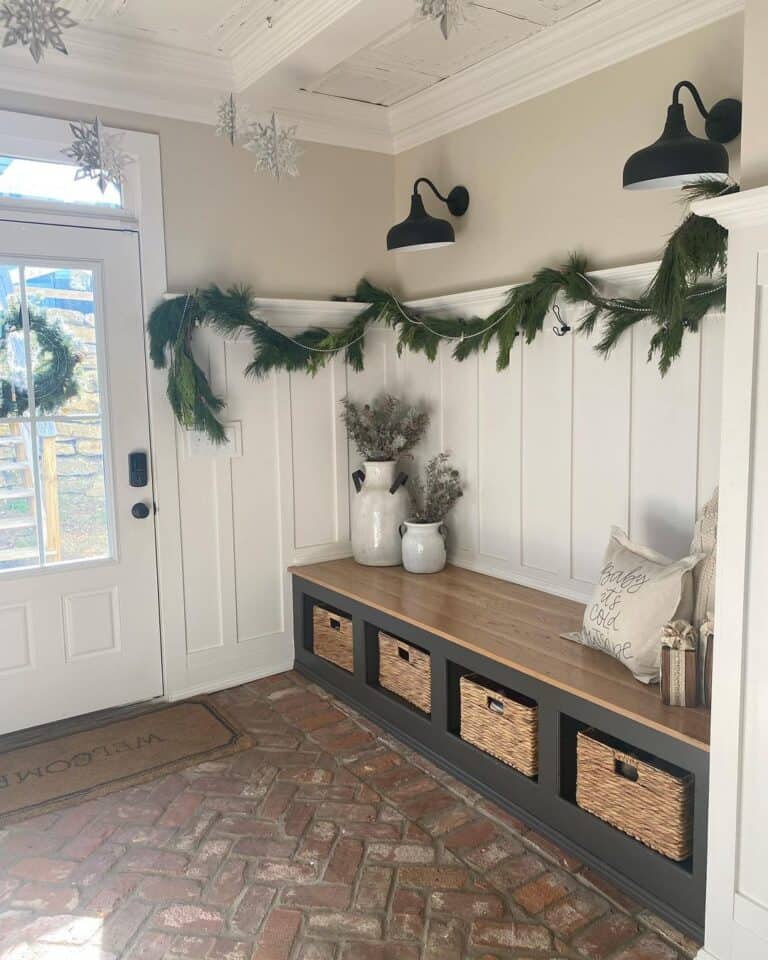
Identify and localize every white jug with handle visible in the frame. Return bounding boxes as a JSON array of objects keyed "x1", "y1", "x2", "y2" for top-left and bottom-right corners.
[
  {"x1": 400, "y1": 520, "x2": 448, "y2": 574},
  {"x1": 351, "y1": 461, "x2": 409, "y2": 566}
]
